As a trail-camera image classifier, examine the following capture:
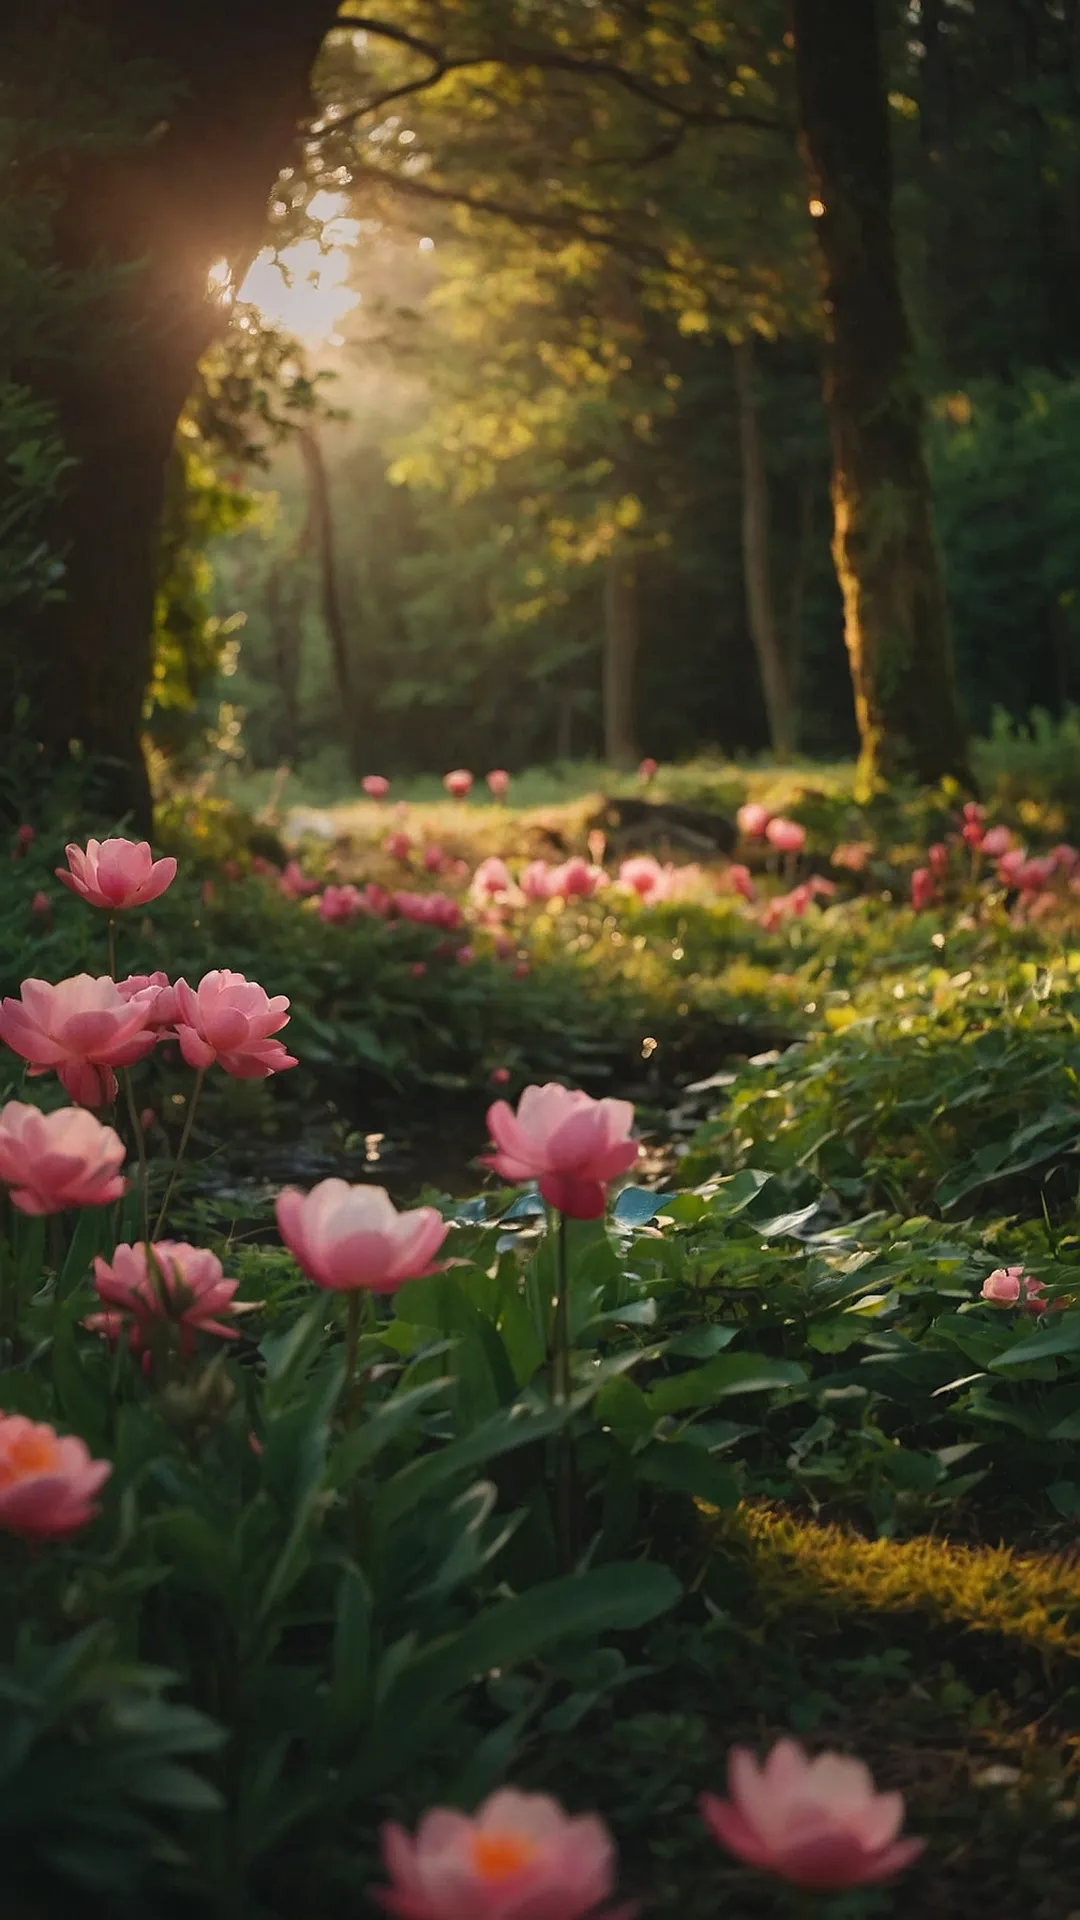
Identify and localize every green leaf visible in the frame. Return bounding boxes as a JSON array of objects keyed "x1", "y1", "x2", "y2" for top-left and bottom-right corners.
[
  {"x1": 989, "y1": 1312, "x2": 1080, "y2": 1369},
  {"x1": 646, "y1": 1351, "x2": 807, "y2": 1415},
  {"x1": 637, "y1": 1440, "x2": 739, "y2": 1507}
]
